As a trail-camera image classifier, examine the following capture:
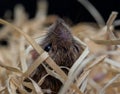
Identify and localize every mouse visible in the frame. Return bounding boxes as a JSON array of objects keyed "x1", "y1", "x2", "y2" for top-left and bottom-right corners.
[{"x1": 29, "y1": 18, "x2": 83, "y2": 94}]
